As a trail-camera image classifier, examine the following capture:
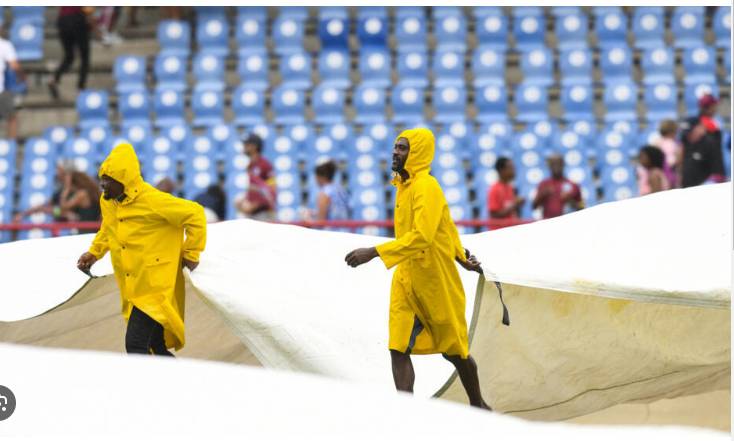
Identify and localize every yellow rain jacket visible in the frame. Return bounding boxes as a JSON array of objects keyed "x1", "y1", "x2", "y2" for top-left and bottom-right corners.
[
  {"x1": 375, "y1": 128, "x2": 470, "y2": 358},
  {"x1": 88, "y1": 143, "x2": 207, "y2": 351}
]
